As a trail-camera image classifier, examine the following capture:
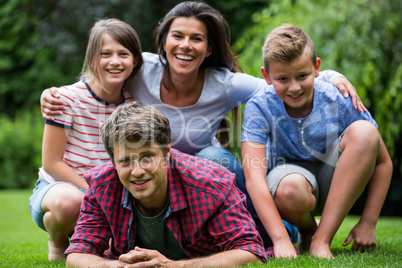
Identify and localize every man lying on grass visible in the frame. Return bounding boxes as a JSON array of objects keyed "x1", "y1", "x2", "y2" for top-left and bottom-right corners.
[{"x1": 65, "y1": 102, "x2": 266, "y2": 267}]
